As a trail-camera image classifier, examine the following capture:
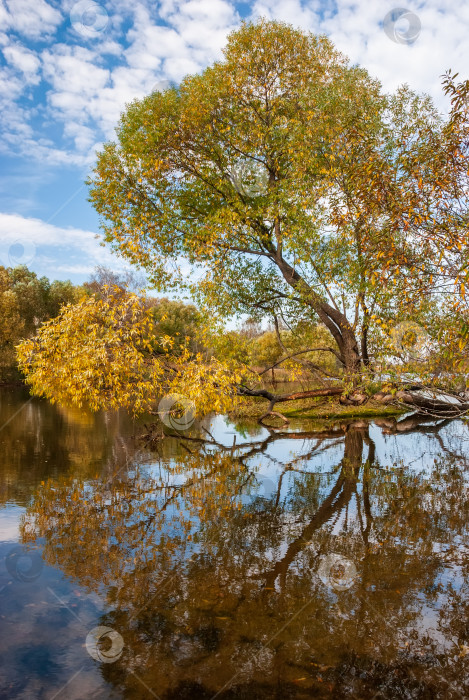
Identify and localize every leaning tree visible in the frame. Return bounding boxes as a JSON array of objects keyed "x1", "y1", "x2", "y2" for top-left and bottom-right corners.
[
  {"x1": 88, "y1": 19, "x2": 468, "y2": 380},
  {"x1": 17, "y1": 21, "x2": 469, "y2": 420},
  {"x1": 89, "y1": 19, "x2": 386, "y2": 378}
]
